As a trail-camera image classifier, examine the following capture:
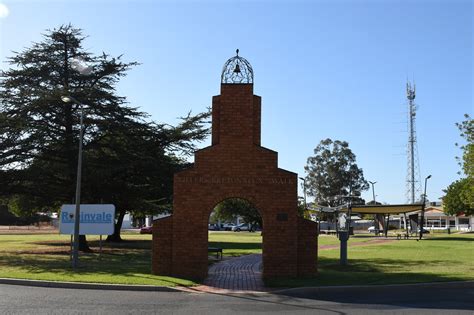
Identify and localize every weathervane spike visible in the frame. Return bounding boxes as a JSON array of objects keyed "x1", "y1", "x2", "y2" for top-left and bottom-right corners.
[{"x1": 236, "y1": 49, "x2": 239, "y2": 56}]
